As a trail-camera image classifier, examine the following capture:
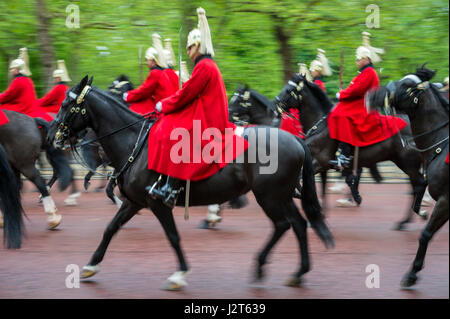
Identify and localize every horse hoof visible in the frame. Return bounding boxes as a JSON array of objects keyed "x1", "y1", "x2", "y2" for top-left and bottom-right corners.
[
  {"x1": 336, "y1": 198, "x2": 357, "y2": 207},
  {"x1": 0, "y1": 218, "x2": 3, "y2": 228},
  {"x1": 161, "y1": 280, "x2": 185, "y2": 291},
  {"x1": 162, "y1": 271, "x2": 188, "y2": 291},
  {"x1": 284, "y1": 276, "x2": 302, "y2": 287},
  {"x1": 418, "y1": 210, "x2": 428, "y2": 220},
  {"x1": 81, "y1": 265, "x2": 100, "y2": 279},
  {"x1": 401, "y1": 273, "x2": 418, "y2": 288},
  {"x1": 198, "y1": 220, "x2": 210, "y2": 229},
  {"x1": 394, "y1": 223, "x2": 406, "y2": 231},
  {"x1": 47, "y1": 214, "x2": 62, "y2": 230}
]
